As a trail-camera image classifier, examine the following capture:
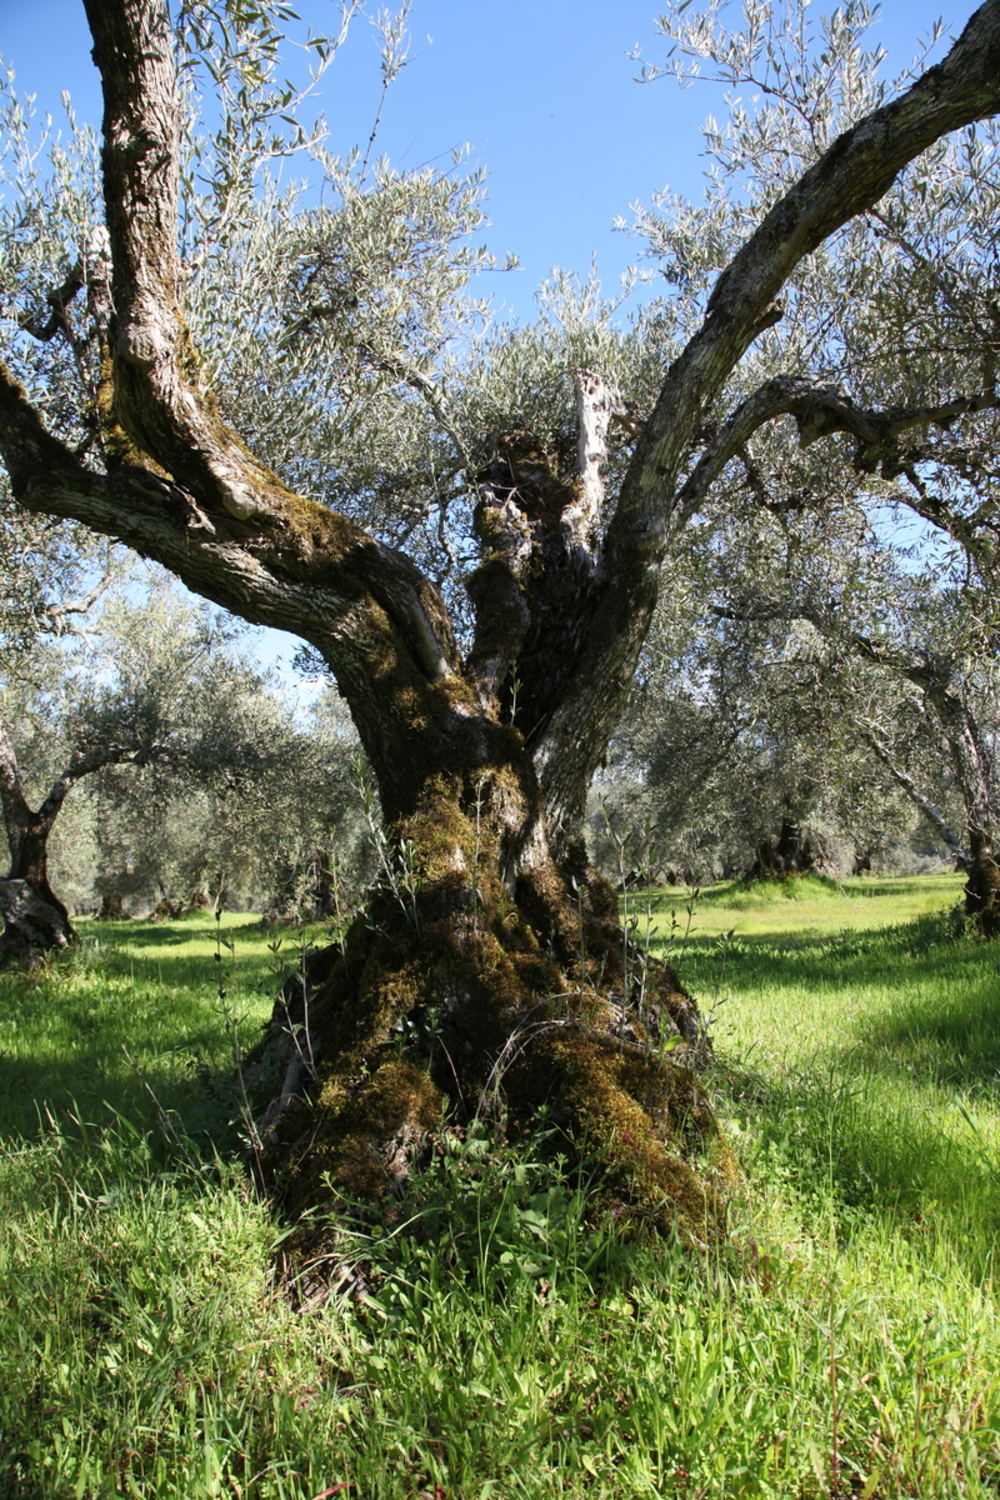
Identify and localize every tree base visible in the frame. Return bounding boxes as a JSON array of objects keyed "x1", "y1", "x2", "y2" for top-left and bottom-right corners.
[
  {"x1": 0, "y1": 879, "x2": 75, "y2": 965},
  {"x1": 244, "y1": 888, "x2": 733, "y2": 1249},
  {"x1": 965, "y1": 854, "x2": 1000, "y2": 937}
]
